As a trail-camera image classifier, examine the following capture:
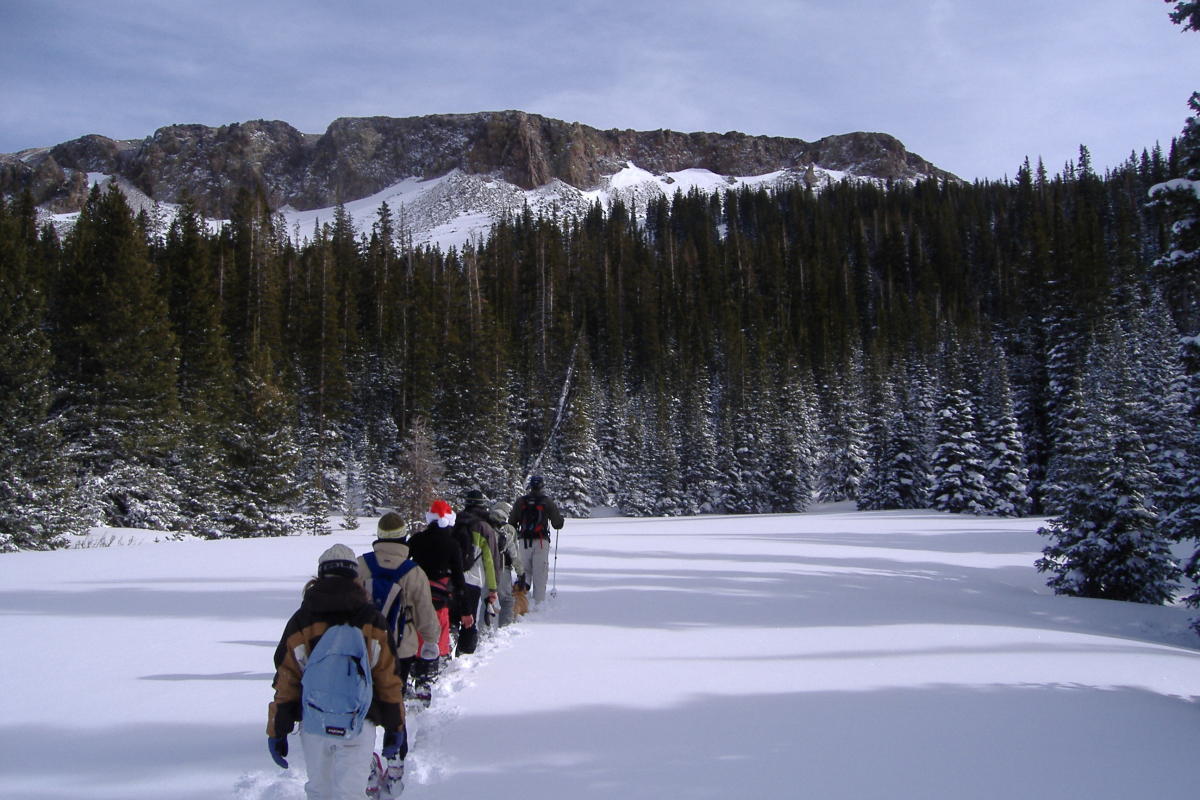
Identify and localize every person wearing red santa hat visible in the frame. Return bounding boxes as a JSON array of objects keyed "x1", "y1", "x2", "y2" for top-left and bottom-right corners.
[{"x1": 402, "y1": 500, "x2": 469, "y2": 691}]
